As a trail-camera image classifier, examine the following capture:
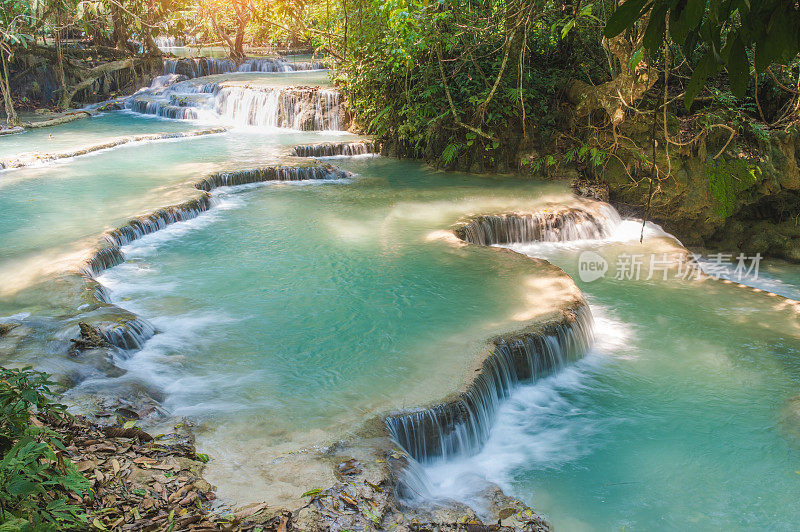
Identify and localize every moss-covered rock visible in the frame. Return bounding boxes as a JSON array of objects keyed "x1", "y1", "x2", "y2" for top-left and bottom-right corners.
[{"x1": 592, "y1": 122, "x2": 800, "y2": 261}]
